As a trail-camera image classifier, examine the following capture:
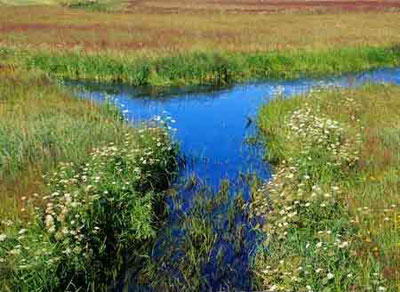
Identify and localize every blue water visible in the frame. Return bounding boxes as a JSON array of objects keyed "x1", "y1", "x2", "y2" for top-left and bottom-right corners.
[
  {"x1": 70, "y1": 66, "x2": 400, "y2": 290},
  {"x1": 72, "y1": 67, "x2": 400, "y2": 191}
]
